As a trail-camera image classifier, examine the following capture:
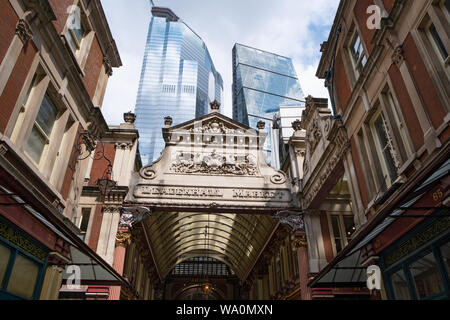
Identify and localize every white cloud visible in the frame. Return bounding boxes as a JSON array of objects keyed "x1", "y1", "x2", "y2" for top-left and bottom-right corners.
[{"x1": 100, "y1": 0, "x2": 339, "y2": 124}]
